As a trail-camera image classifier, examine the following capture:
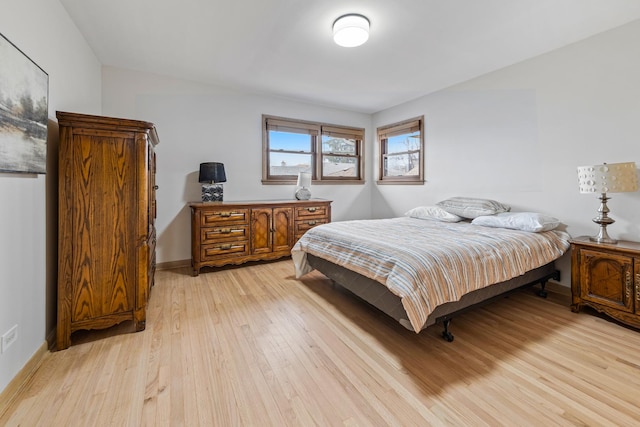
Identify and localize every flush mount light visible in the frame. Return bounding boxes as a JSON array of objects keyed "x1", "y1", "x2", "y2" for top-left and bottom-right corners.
[{"x1": 333, "y1": 14, "x2": 369, "y2": 47}]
